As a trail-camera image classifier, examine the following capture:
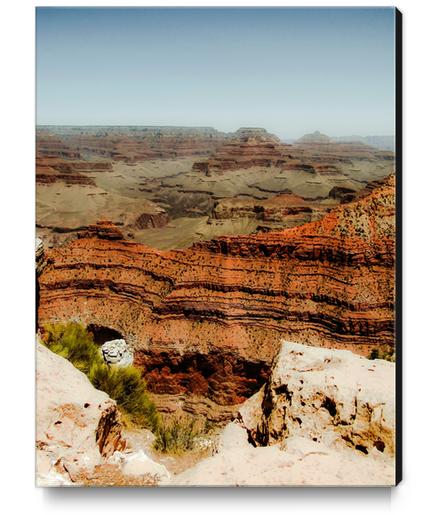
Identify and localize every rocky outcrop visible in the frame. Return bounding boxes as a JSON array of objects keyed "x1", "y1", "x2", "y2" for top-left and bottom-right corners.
[
  {"x1": 296, "y1": 130, "x2": 332, "y2": 144},
  {"x1": 174, "y1": 342, "x2": 395, "y2": 486},
  {"x1": 36, "y1": 340, "x2": 126, "y2": 485},
  {"x1": 36, "y1": 156, "x2": 113, "y2": 186},
  {"x1": 211, "y1": 192, "x2": 332, "y2": 230},
  {"x1": 174, "y1": 422, "x2": 394, "y2": 486},
  {"x1": 241, "y1": 342, "x2": 395, "y2": 455},
  {"x1": 192, "y1": 133, "x2": 289, "y2": 175},
  {"x1": 135, "y1": 210, "x2": 169, "y2": 229},
  {"x1": 37, "y1": 177, "x2": 395, "y2": 419}
]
